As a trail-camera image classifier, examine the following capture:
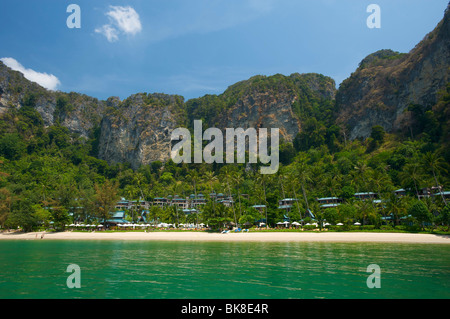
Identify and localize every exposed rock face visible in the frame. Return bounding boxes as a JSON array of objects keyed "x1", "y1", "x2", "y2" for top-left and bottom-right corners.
[
  {"x1": 336, "y1": 5, "x2": 450, "y2": 139},
  {"x1": 97, "y1": 93, "x2": 186, "y2": 169},
  {"x1": 187, "y1": 73, "x2": 336, "y2": 143},
  {"x1": 0, "y1": 61, "x2": 106, "y2": 139}
]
